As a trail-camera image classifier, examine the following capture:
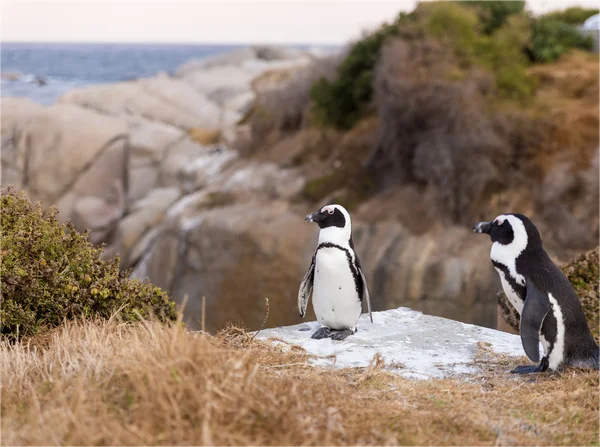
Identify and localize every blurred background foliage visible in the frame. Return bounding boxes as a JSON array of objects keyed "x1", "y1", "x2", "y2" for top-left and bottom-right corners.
[{"x1": 309, "y1": 1, "x2": 596, "y2": 131}]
